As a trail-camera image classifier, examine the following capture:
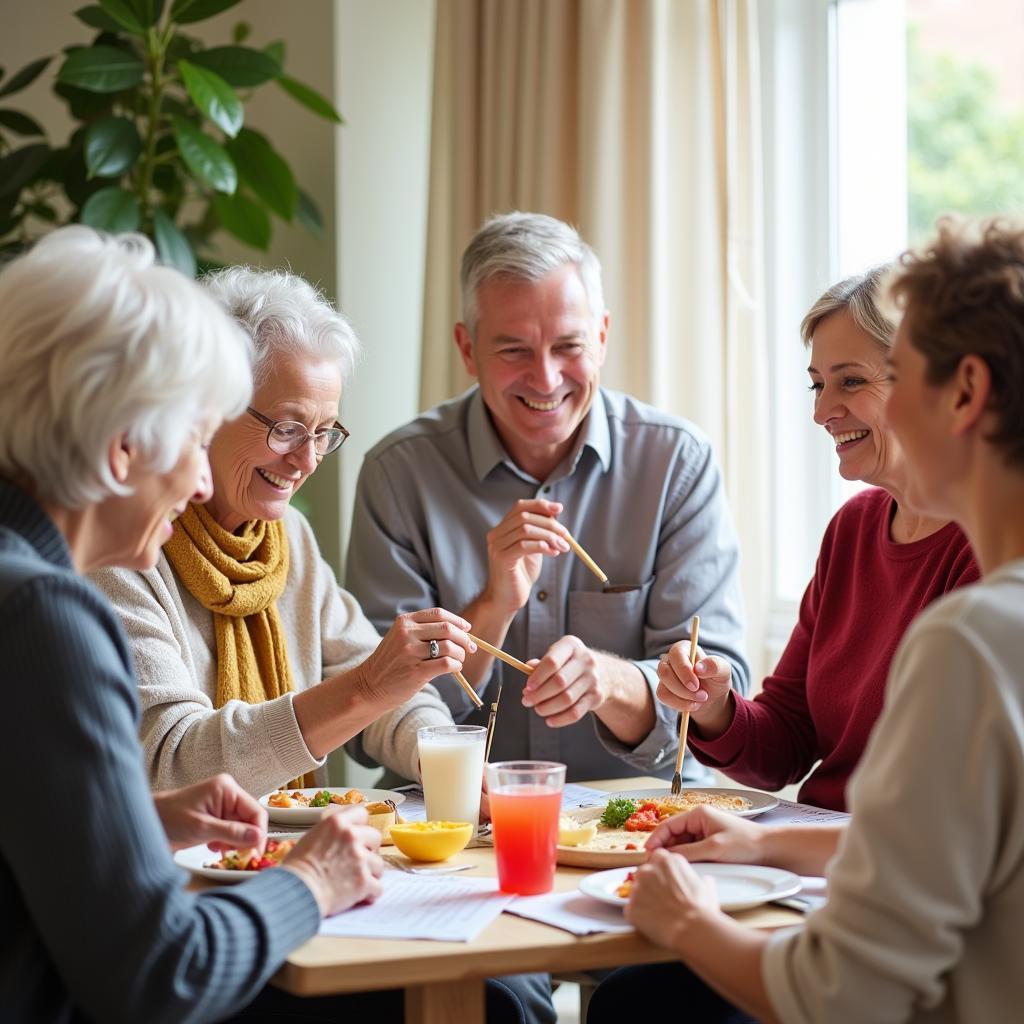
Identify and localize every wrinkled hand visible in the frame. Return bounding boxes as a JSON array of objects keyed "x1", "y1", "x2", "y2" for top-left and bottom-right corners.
[
  {"x1": 521, "y1": 635, "x2": 603, "y2": 727},
  {"x1": 645, "y1": 806, "x2": 766, "y2": 865},
  {"x1": 483, "y1": 499, "x2": 570, "y2": 613},
  {"x1": 656, "y1": 645, "x2": 734, "y2": 737},
  {"x1": 283, "y1": 805, "x2": 384, "y2": 917},
  {"x1": 359, "y1": 608, "x2": 476, "y2": 706},
  {"x1": 625, "y1": 848, "x2": 719, "y2": 949},
  {"x1": 154, "y1": 773, "x2": 267, "y2": 854}
]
